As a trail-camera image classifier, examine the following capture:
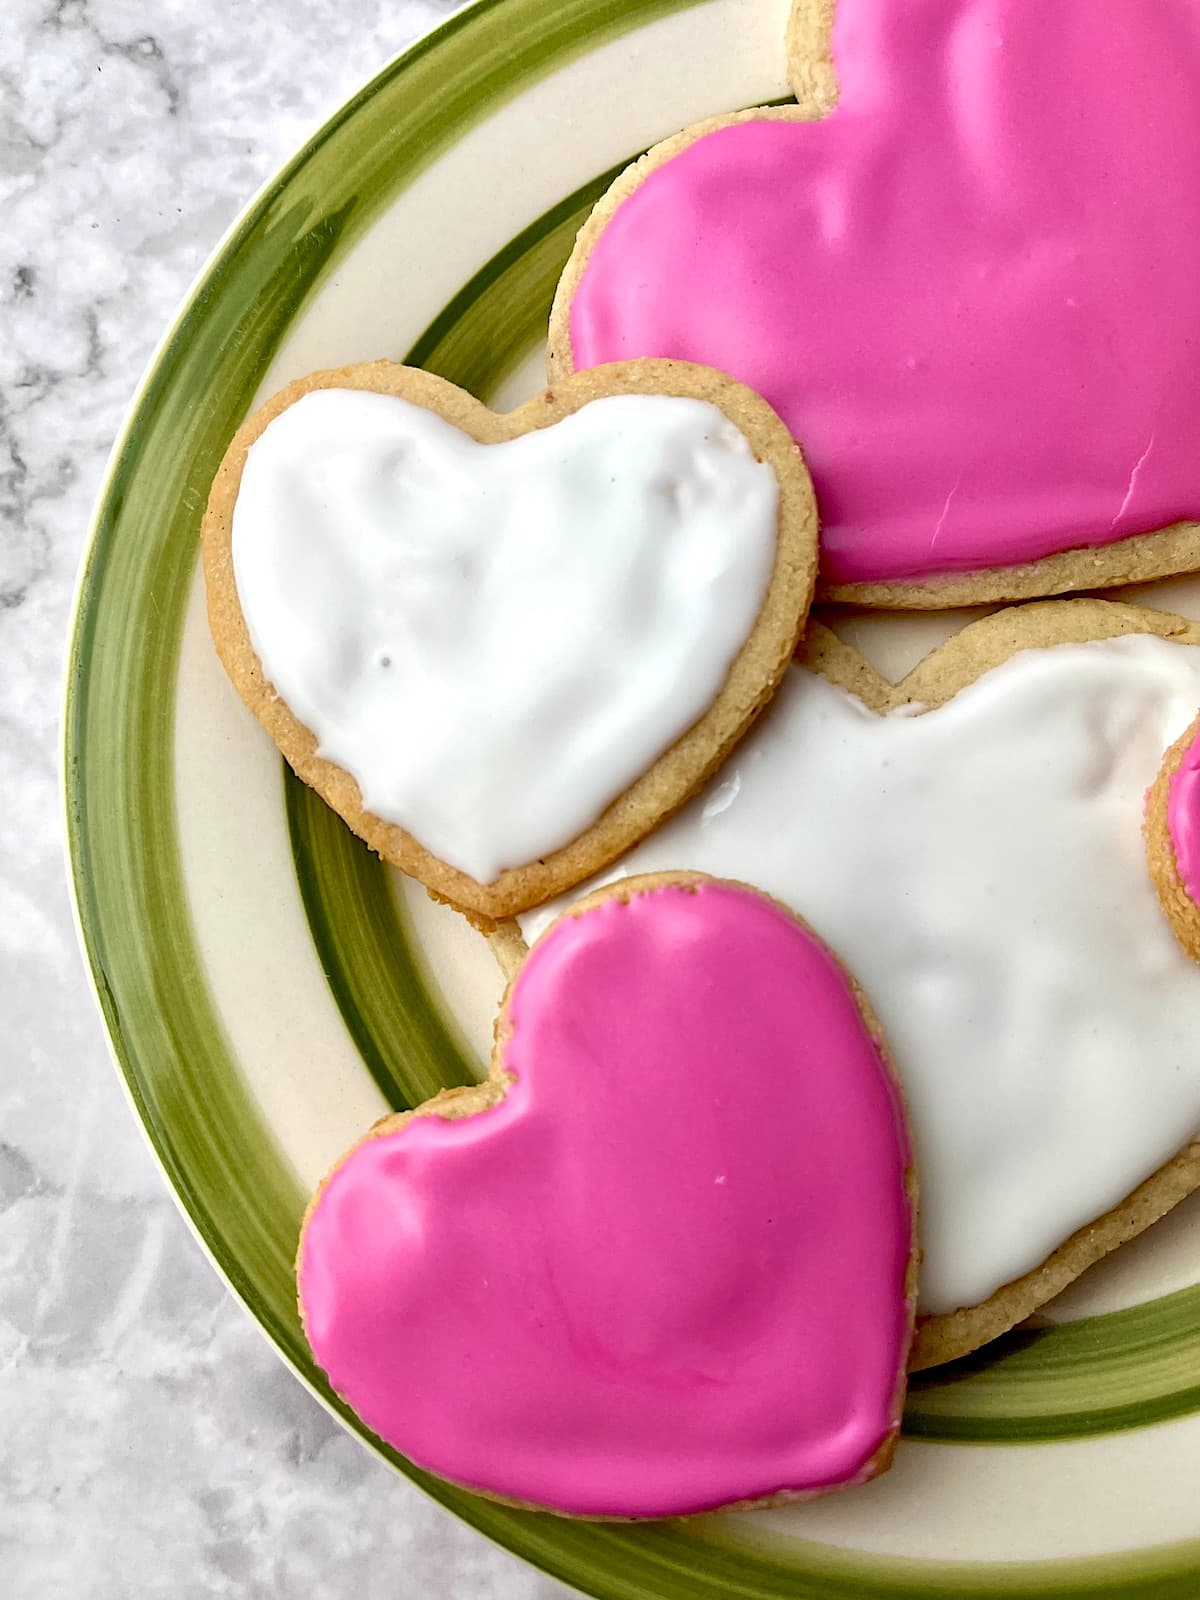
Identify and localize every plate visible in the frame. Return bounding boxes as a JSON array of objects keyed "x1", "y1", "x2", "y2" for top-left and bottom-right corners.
[{"x1": 64, "y1": 0, "x2": 1200, "y2": 1593}]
